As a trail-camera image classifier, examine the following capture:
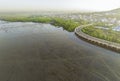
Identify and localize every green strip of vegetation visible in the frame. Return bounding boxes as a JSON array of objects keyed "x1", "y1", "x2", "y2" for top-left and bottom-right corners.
[
  {"x1": 81, "y1": 25, "x2": 120, "y2": 43},
  {"x1": 1, "y1": 16, "x2": 80, "y2": 32},
  {"x1": 1, "y1": 16, "x2": 120, "y2": 44}
]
